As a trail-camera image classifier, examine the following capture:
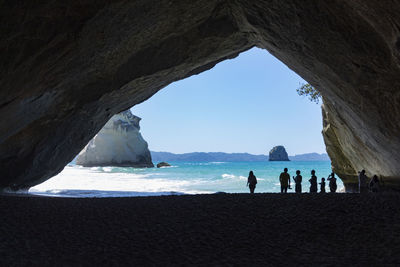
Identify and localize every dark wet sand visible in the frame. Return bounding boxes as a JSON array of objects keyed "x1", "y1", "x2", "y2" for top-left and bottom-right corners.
[{"x1": 0, "y1": 193, "x2": 399, "y2": 266}]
